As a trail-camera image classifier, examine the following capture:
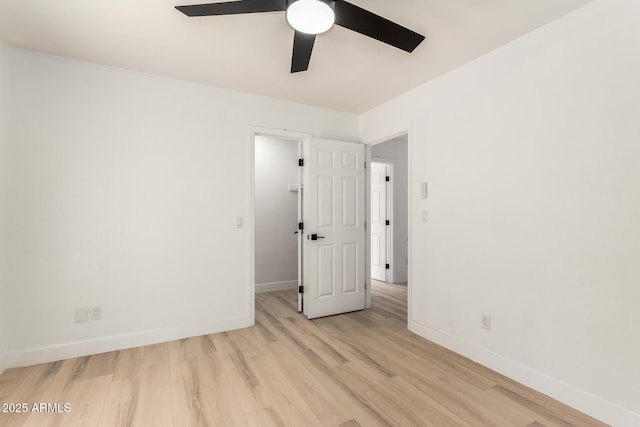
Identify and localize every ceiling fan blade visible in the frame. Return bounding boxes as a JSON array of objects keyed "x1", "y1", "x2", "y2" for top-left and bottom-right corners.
[
  {"x1": 176, "y1": 0, "x2": 286, "y2": 17},
  {"x1": 291, "y1": 31, "x2": 316, "y2": 73},
  {"x1": 334, "y1": 1, "x2": 425, "y2": 53}
]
